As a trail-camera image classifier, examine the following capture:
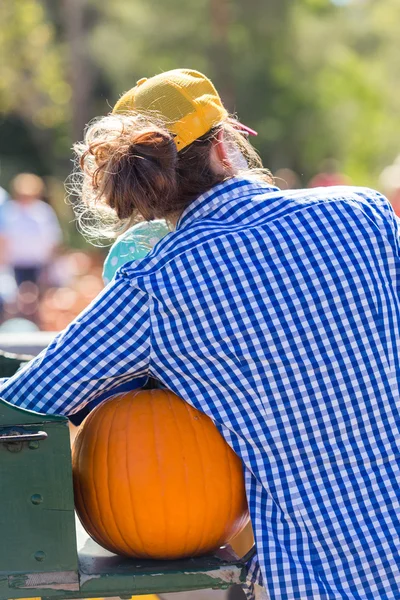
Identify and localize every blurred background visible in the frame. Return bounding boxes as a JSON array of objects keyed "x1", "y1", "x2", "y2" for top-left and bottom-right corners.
[{"x1": 1, "y1": 0, "x2": 400, "y2": 333}]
